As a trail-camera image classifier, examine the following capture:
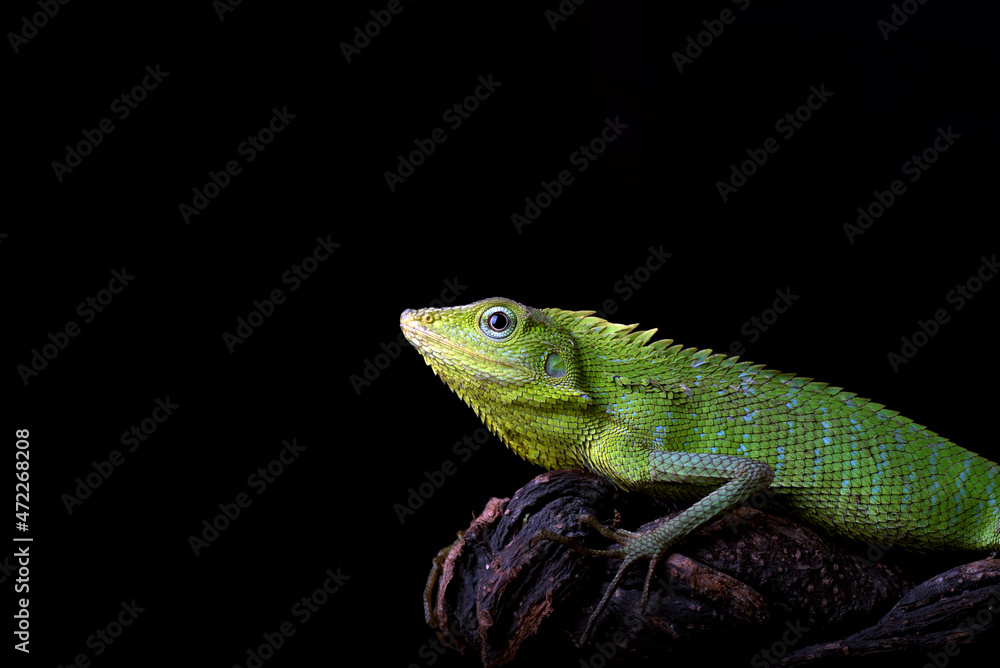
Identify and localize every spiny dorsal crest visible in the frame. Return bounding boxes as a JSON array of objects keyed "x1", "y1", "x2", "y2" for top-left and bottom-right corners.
[{"x1": 542, "y1": 306, "x2": 895, "y2": 418}]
